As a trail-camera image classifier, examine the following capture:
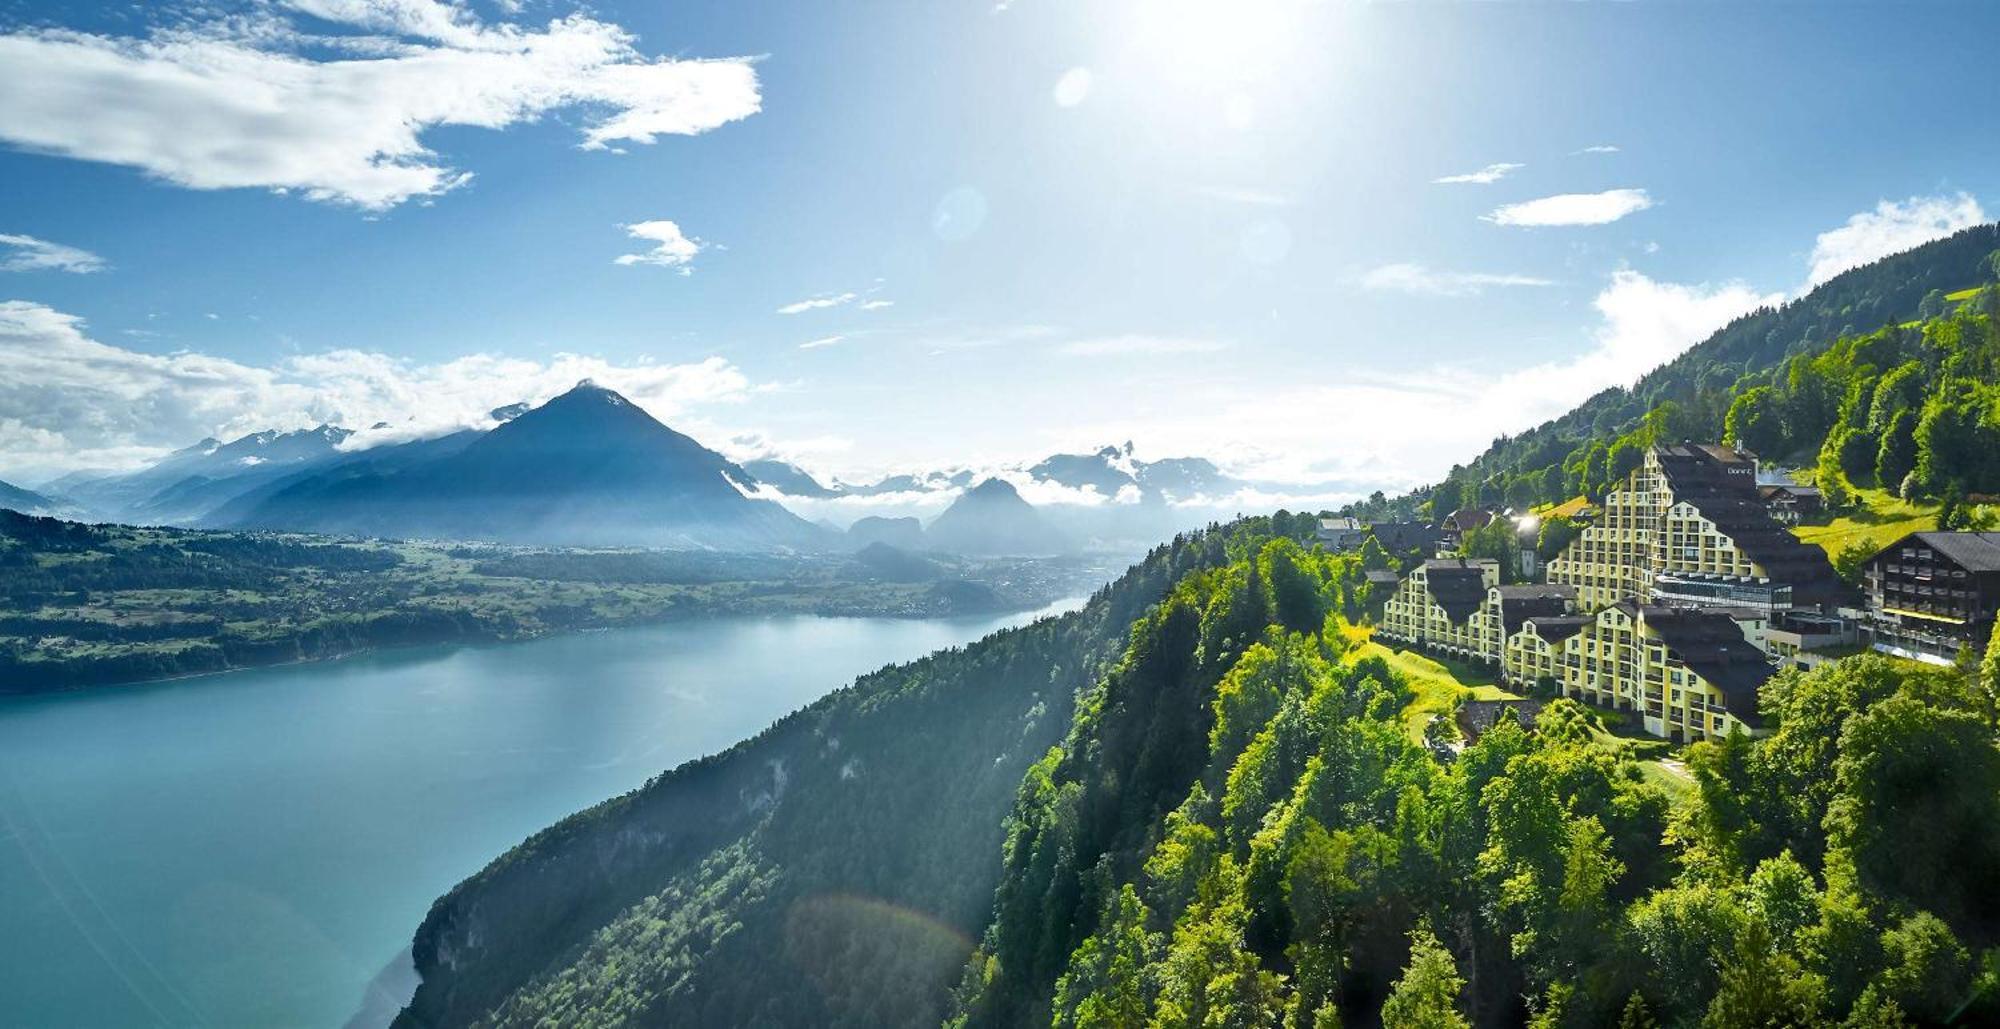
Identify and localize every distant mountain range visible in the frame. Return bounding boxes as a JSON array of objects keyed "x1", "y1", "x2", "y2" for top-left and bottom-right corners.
[
  {"x1": 0, "y1": 477, "x2": 69, "y2": 518},
  {"x1": 747, "y1": 442, "x2": 1245, "y2": 506},
  {"x1": 4, "y1": 391, "x2": 1318, "y2": 554}
]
